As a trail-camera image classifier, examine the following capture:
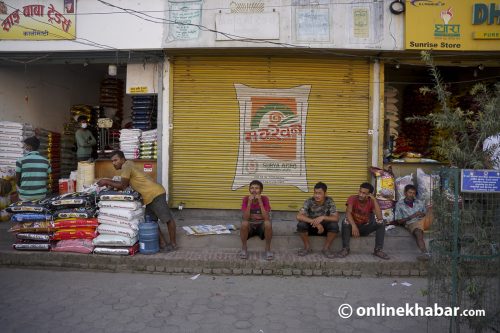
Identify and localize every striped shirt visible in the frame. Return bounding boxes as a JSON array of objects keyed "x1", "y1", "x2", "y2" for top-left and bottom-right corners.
[{"x1": 15, "y1": 151, "x2": 51, "y2": 200}]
